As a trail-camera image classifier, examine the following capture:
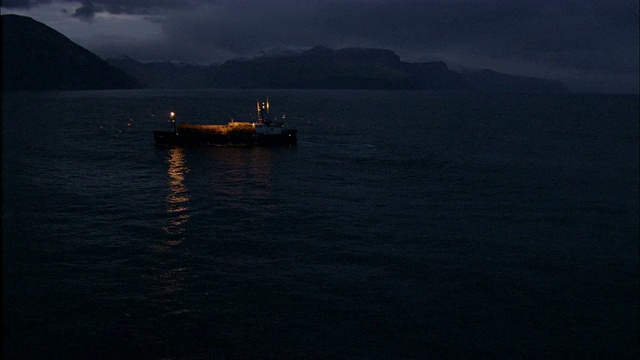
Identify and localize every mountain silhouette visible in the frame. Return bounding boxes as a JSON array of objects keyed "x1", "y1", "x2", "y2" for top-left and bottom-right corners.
[
  {"x1": 108, "y1": 46, "x2": 567, "y2": 92},
  {"x1": 462, "y1": 69, "x2": 568, "y2": 93},
  {"x1": 1, "y1": 14, "x2": 566, "y2": 93},
  {"x1": 1, "y1": 14, "x2": 142, "y2": 91}
]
